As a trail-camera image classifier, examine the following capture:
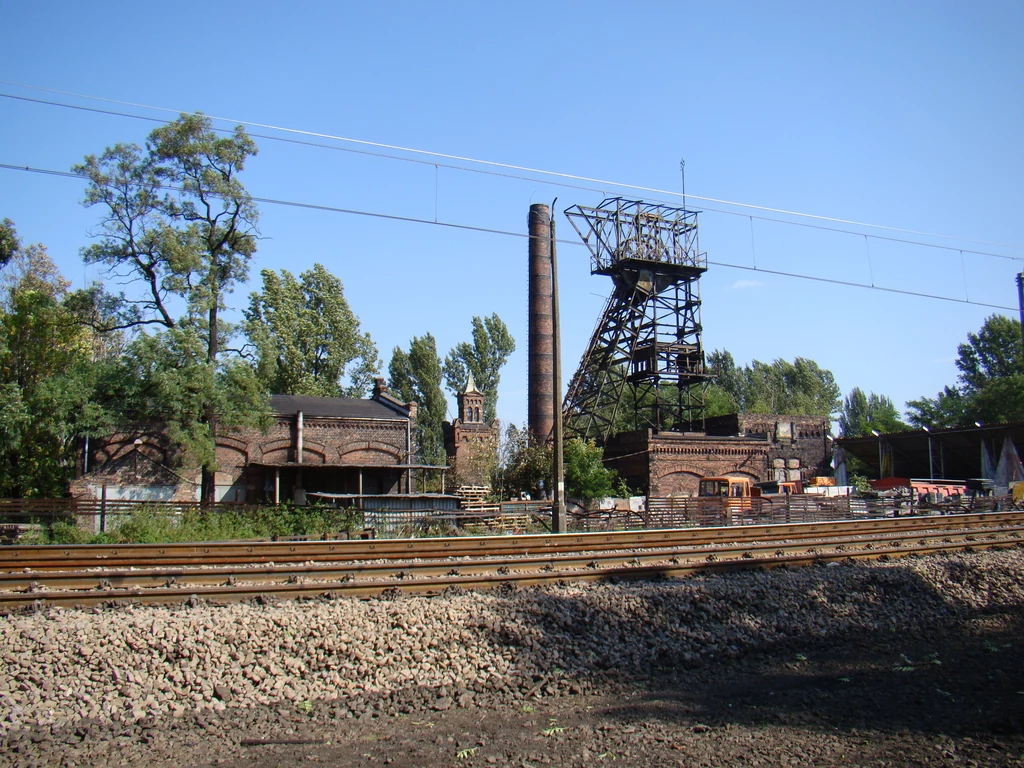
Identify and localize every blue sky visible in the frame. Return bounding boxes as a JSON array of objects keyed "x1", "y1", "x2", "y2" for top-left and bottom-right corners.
[{"x1": 2, "y1": 1, "x2": 1022, "y2": 429}]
